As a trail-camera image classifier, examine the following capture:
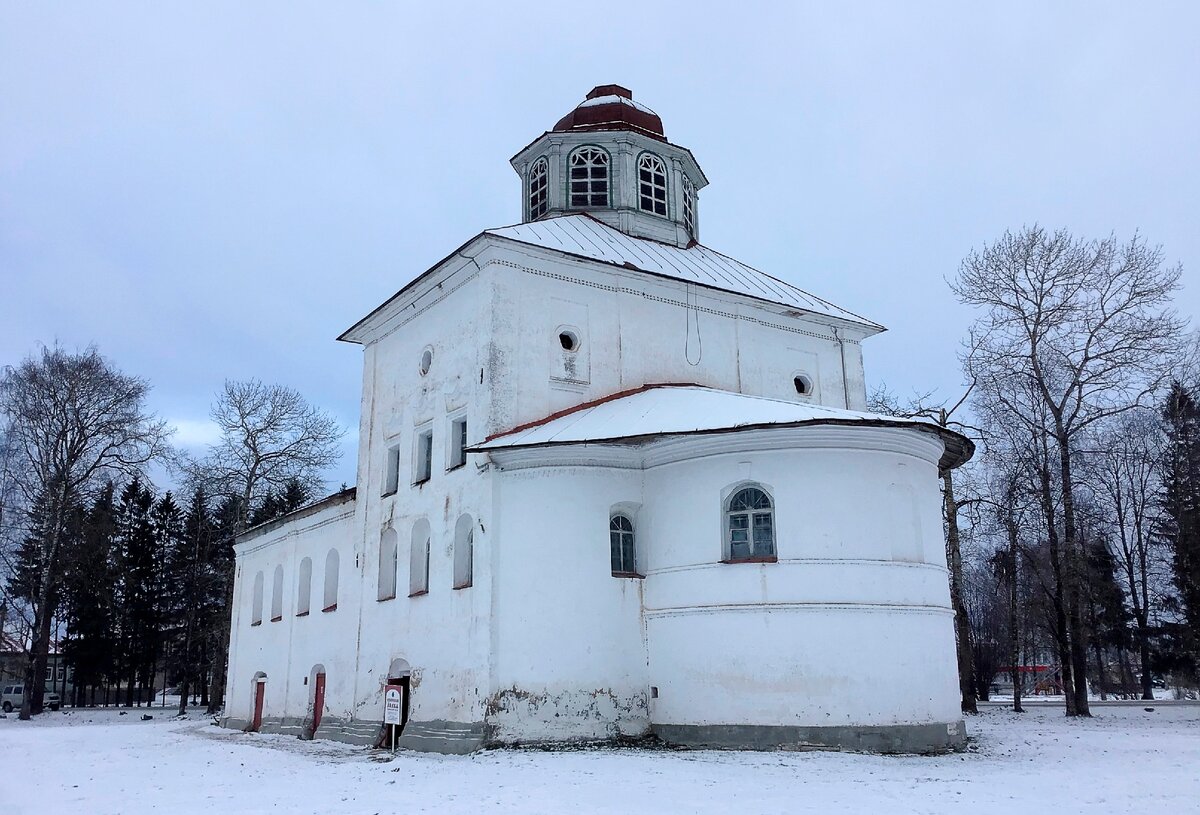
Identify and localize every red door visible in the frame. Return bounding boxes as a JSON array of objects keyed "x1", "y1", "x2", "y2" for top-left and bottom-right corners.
[
  {"x1": 311, "y1": 673, "x2": 326, "y2": 736},
  {"x1": 251, "y1": 681, "x2": 265, "y2": 732}
]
